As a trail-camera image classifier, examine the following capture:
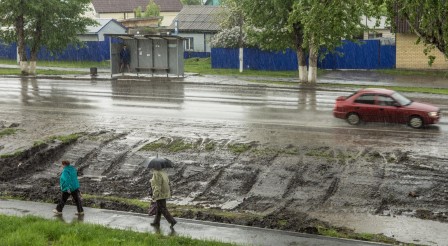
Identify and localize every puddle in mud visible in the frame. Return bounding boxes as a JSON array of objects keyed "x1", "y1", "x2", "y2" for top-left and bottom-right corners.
[{"x1": 310, "y1": 212, "x2": 448, "y2": 245}]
